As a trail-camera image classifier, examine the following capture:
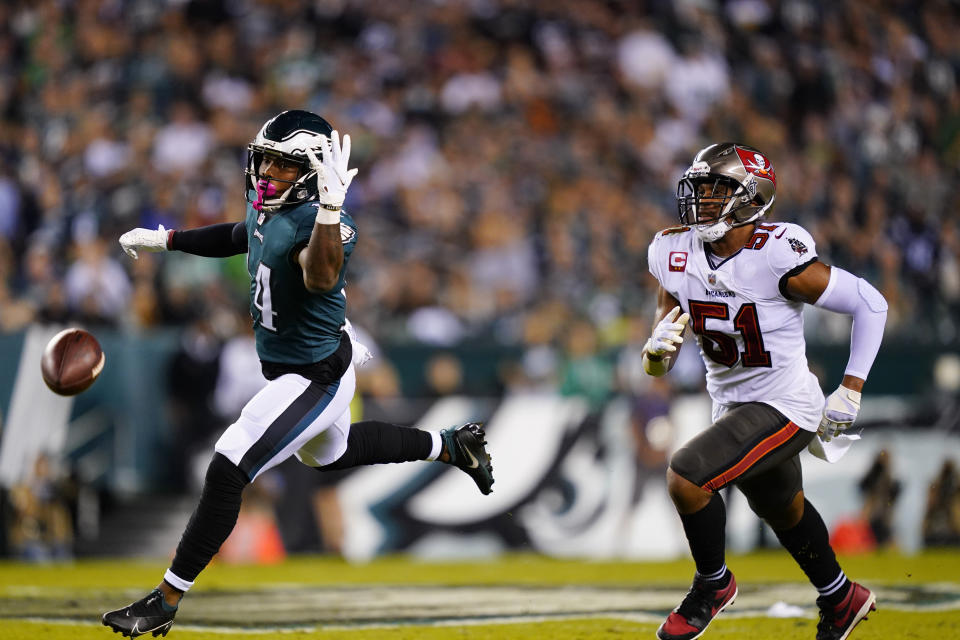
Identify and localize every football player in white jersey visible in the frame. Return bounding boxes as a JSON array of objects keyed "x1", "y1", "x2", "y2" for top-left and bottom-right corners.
[{"x1": 644, "y1": 143, "x2": 887, "y2": 640}]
